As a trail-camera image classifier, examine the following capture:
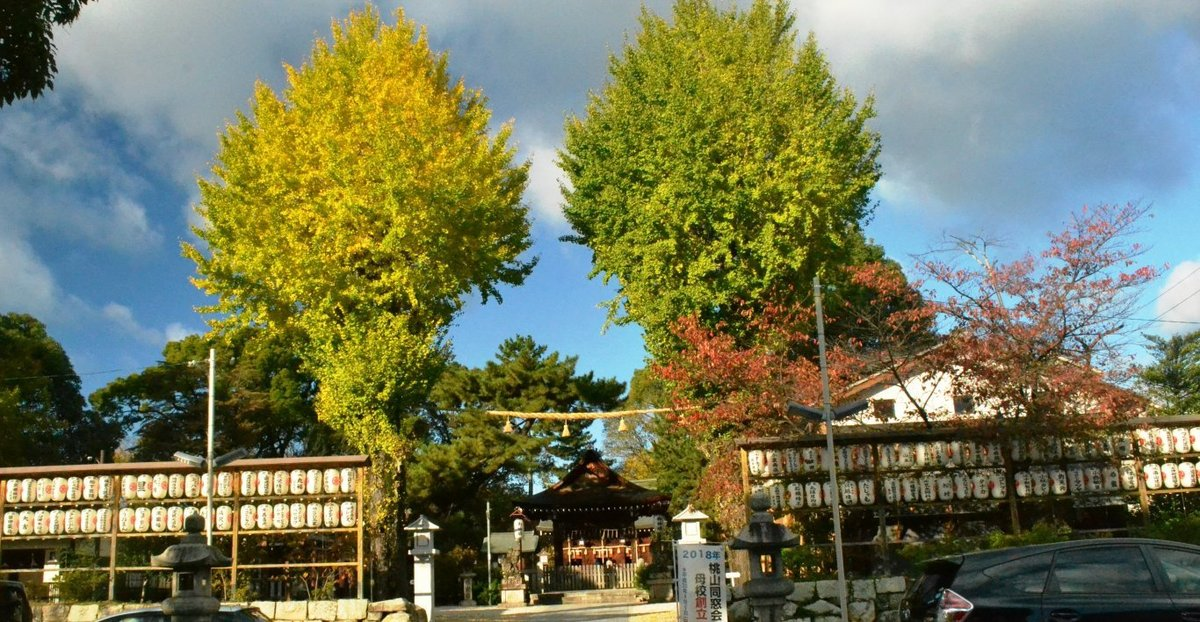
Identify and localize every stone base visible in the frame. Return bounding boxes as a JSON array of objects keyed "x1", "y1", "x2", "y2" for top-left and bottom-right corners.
[
  {"x1": 458, "y1": 598, "x2": 476, "y2": 607},
  {"x1": 499, "y1": 588, "x2": 527, "y2": 607}
]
